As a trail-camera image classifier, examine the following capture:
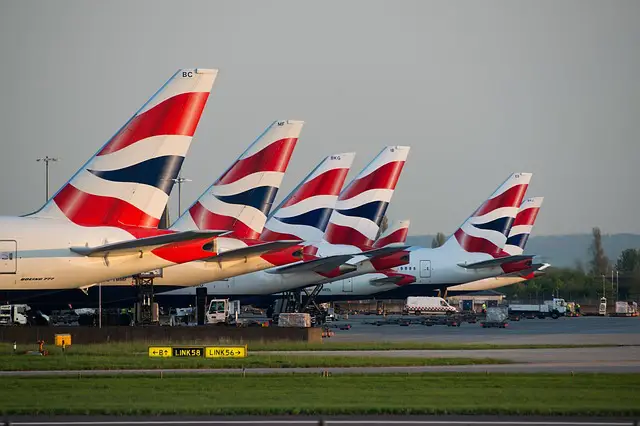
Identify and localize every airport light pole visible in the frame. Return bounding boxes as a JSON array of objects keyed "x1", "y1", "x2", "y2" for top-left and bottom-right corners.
[
  {"x1": 172, "y1": 176, "x2": 192, "y2": 216},
  {"x1": 602, "y1": 274, "x2": 606, "y2": 299},
  {"x1": 36, "y1": 156, "x2": 59, "y2": 201}
]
